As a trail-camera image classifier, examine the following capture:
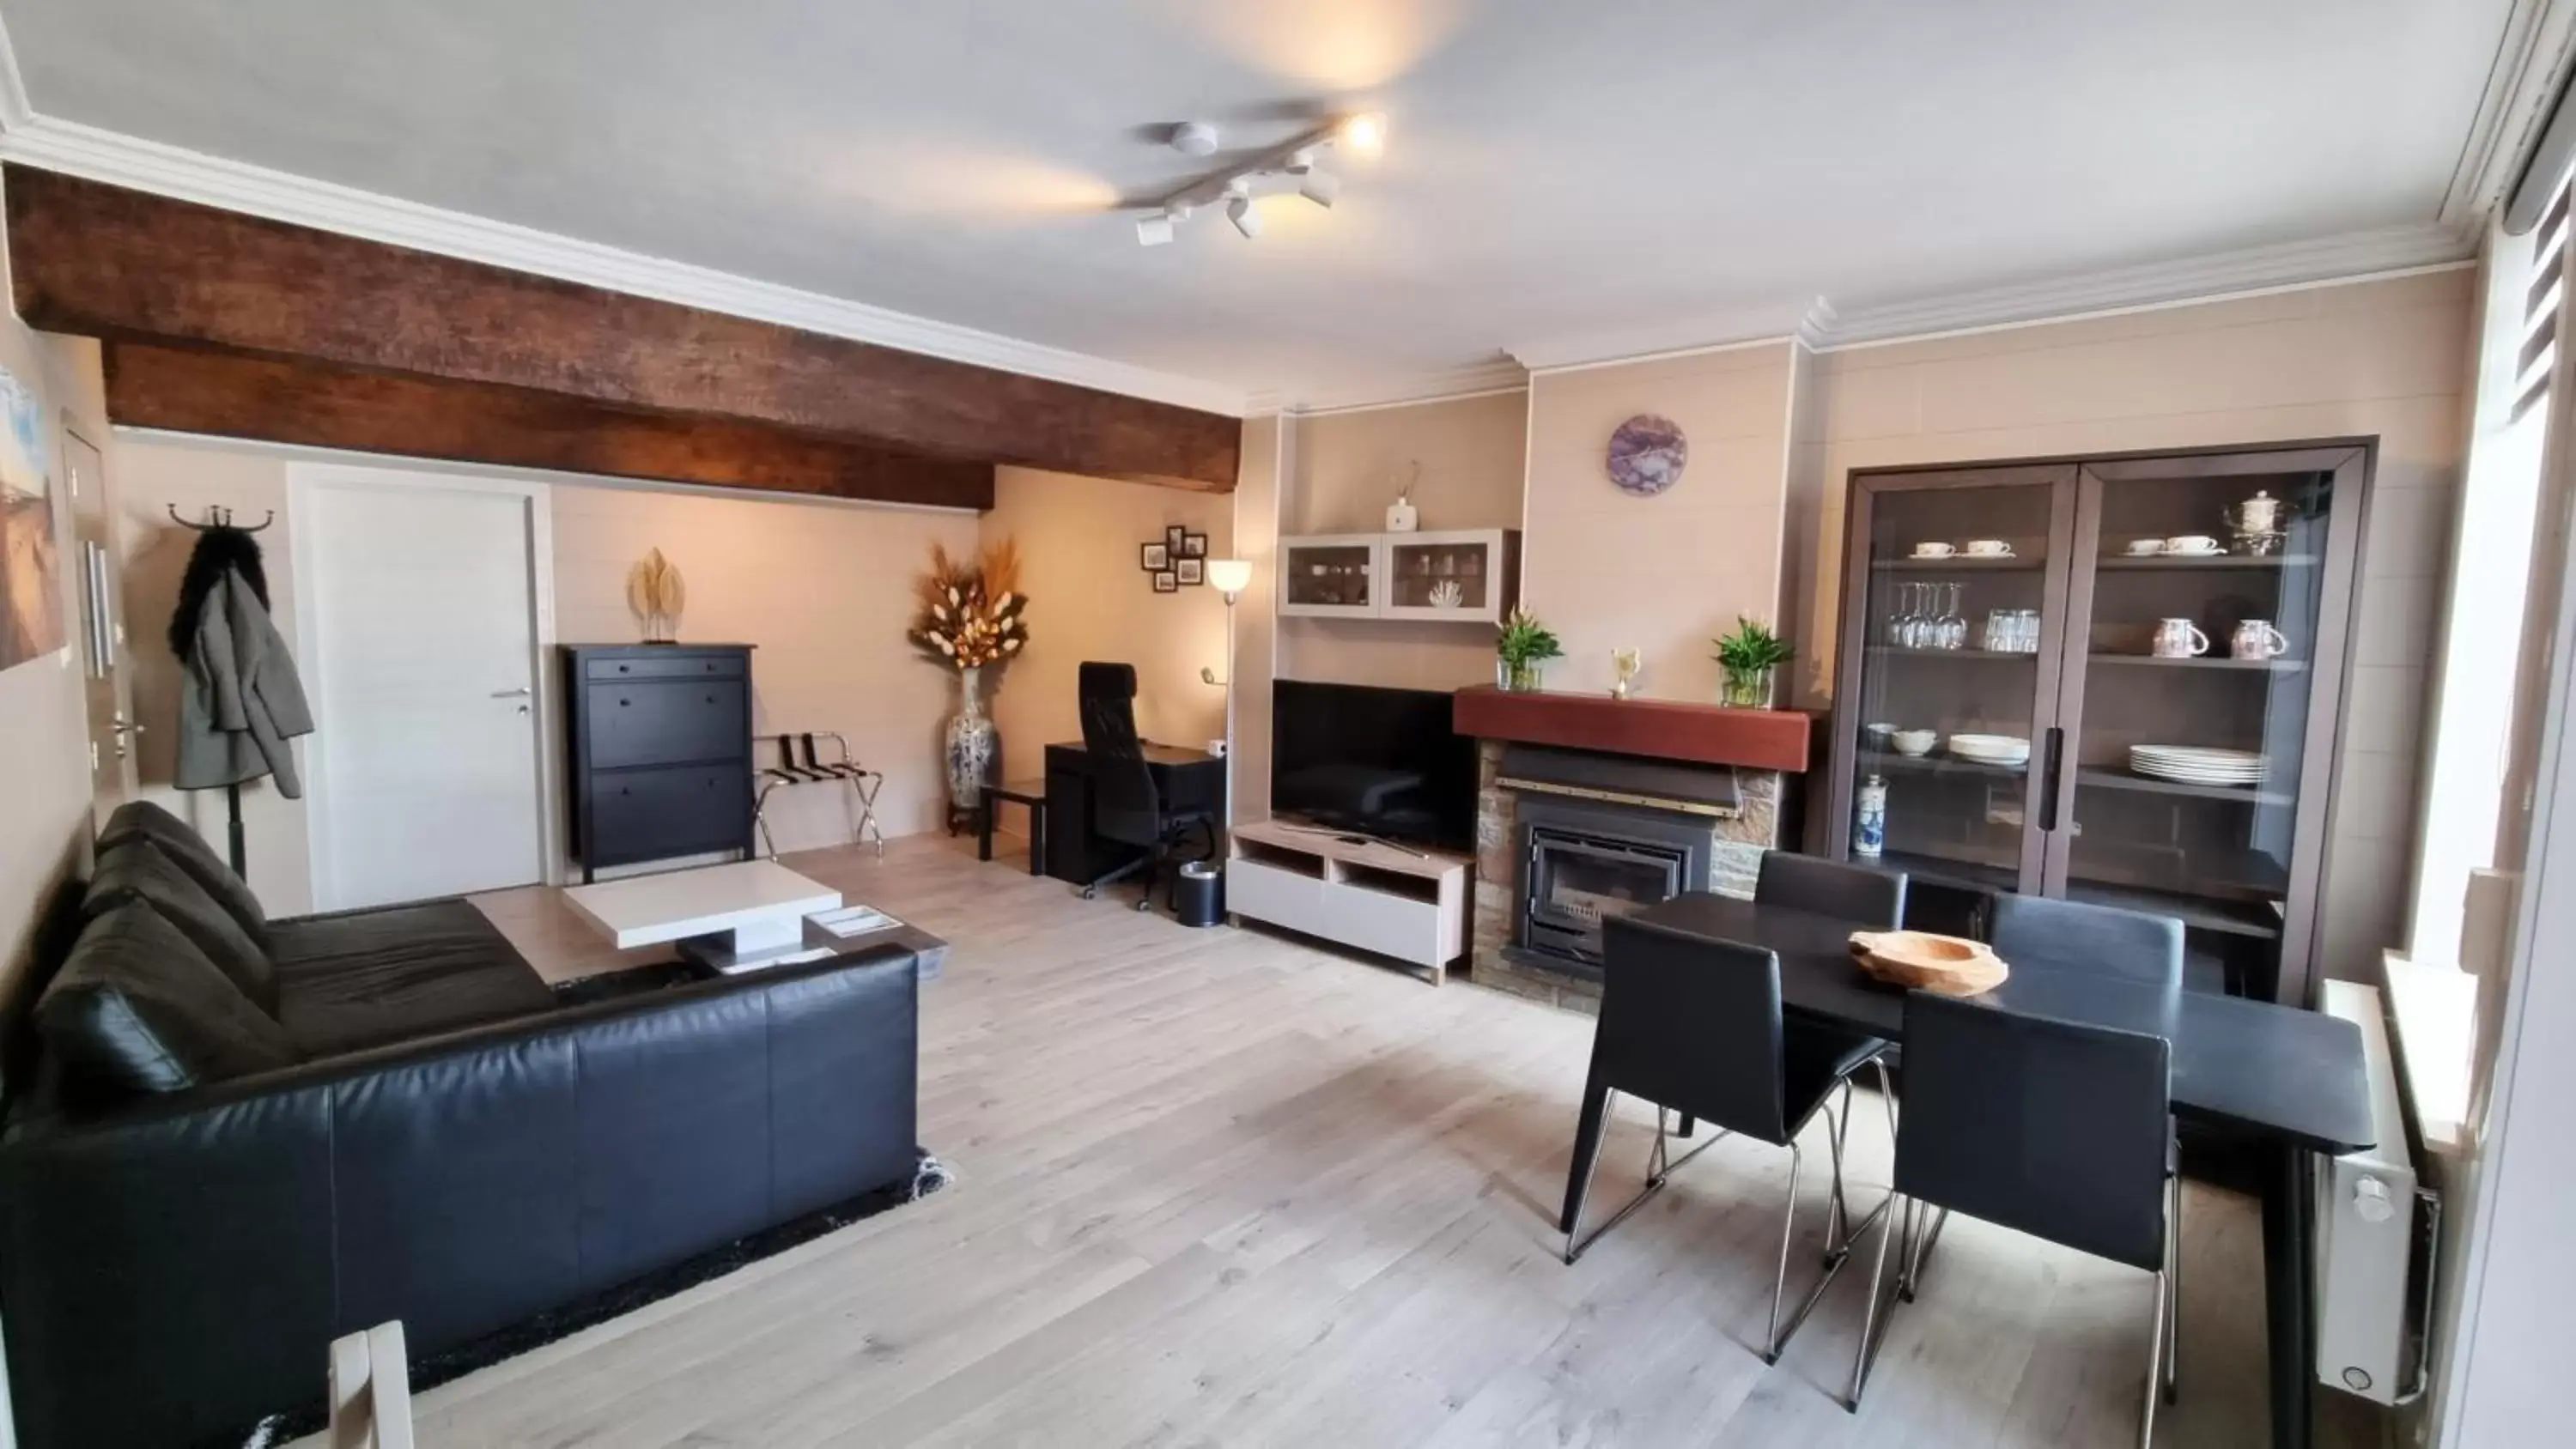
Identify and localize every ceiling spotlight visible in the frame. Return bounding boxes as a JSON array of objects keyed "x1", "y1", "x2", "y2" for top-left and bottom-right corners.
[
  {"x1": 1220, "y1": 174, "x2": 1252, "y2": 203},
  {"x1": 1285, "y1": 148, "x2": 1319, "y2": 175},
  {"x1": 1171, "y1": 121, "x2": 1219, "y2": 156},
  {"x1": 1135, "y1": 213, "x2": 1175, "y2": 246},
  {"x1": 1298, "y1": 171, "x2": 1341, "y2": 209},
  {"x1": 1228, "y1": 195, "x2": 1262, "y2": 238},
  {"x1": 1339, "y1": 112, "x2": 1387, "y2": 151}
]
